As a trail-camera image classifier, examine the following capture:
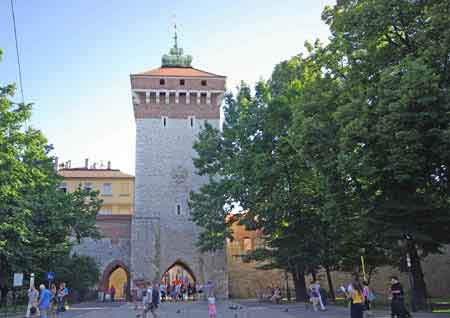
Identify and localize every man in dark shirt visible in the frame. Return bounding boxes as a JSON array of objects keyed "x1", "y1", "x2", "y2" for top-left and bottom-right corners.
[
  {"x1": 149, "y1": 284, "x2": 160, "y2": 318},
  {"x1": 390, "y1": 276, "x2": 408, "y2": 318}
]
